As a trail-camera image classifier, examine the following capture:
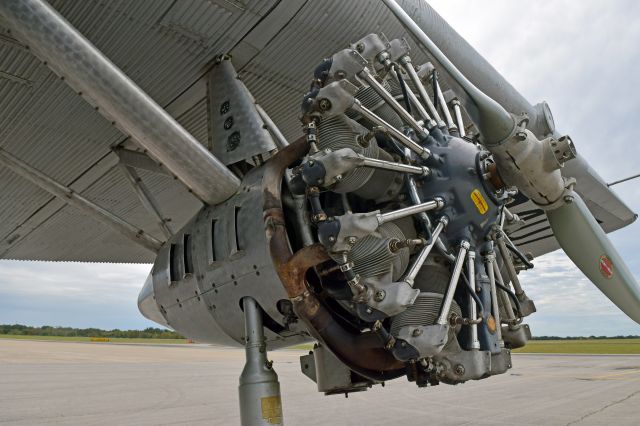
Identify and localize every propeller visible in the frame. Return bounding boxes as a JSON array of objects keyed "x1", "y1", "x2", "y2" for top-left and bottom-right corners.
[
  {"x1": 383, "y1": 0, "x2": 640, "y2": 324},
  {"x1": 547, "y1": 193, "x2": 640, "y2": 323}
]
